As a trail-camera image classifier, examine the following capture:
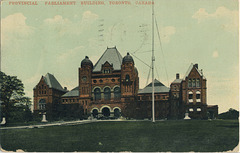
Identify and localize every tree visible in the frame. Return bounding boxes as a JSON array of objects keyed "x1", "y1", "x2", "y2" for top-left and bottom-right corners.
[
  {"x1": 0, "y1": 71, "x2": 32, "y2": 123},
  {"x1": 218, "y1": 108, "x2": 239, "y2": 120}
]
